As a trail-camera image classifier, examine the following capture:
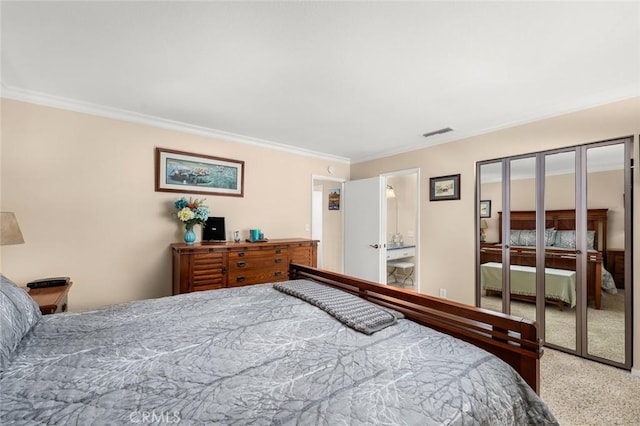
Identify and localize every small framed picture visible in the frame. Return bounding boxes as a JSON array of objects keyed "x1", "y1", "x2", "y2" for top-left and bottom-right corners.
[
  {"x1": 155, "y1": 148, "x2": 244, "y2": 197},
  {"x1": 479, "y1": 200, "x2": 491, "y2": 218},
  {"x1": 429, "y1": 174, "x2": 460, "y2": 201},
  {"x1": 328, "y1": 188, "x2": 341, "y2": 210}
]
